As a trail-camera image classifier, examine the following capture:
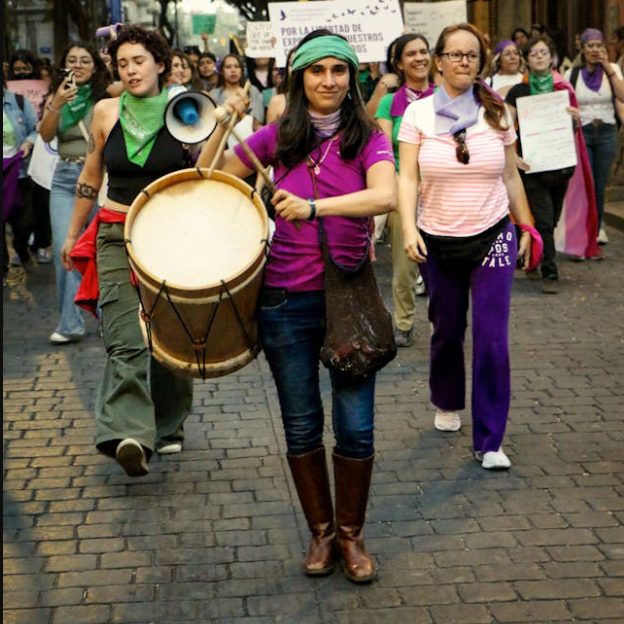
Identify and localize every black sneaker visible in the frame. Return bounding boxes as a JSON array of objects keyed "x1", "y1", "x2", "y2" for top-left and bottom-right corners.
[{"x1": 394, "y1": 327, "x2": 413, "y2": 348}]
